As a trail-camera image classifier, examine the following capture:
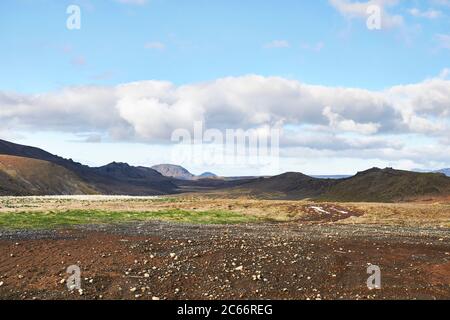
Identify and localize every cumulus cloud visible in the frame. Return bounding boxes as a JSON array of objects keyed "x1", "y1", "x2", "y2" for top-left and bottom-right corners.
[
  {"x1": 323, "y1": 106, "x2": 381, "y2": 135},
  {"x1": 1, "y1": 75, "x2": 450, "y2": 168}
]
